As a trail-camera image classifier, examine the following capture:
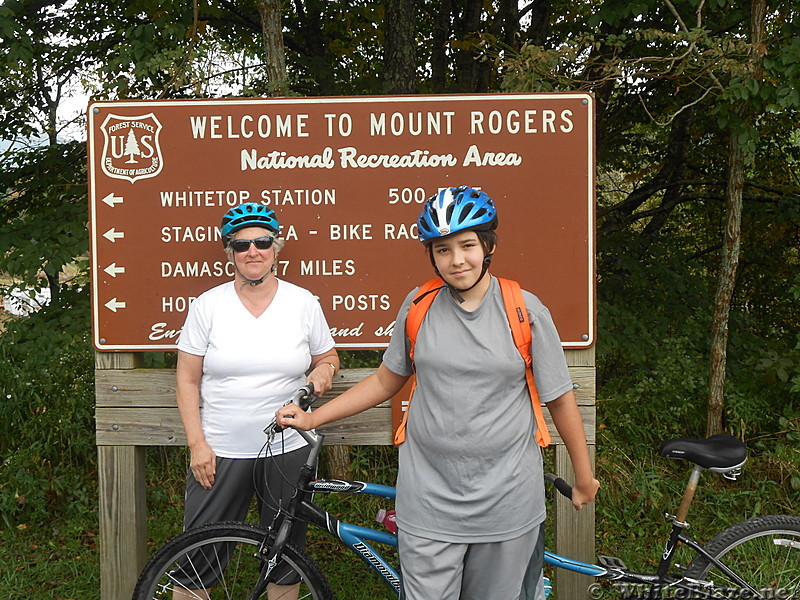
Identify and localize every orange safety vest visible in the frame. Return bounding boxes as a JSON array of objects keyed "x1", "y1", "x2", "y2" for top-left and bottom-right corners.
[{"x1": 393, "y1": 277, "x2": 552, "y2": 448}]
